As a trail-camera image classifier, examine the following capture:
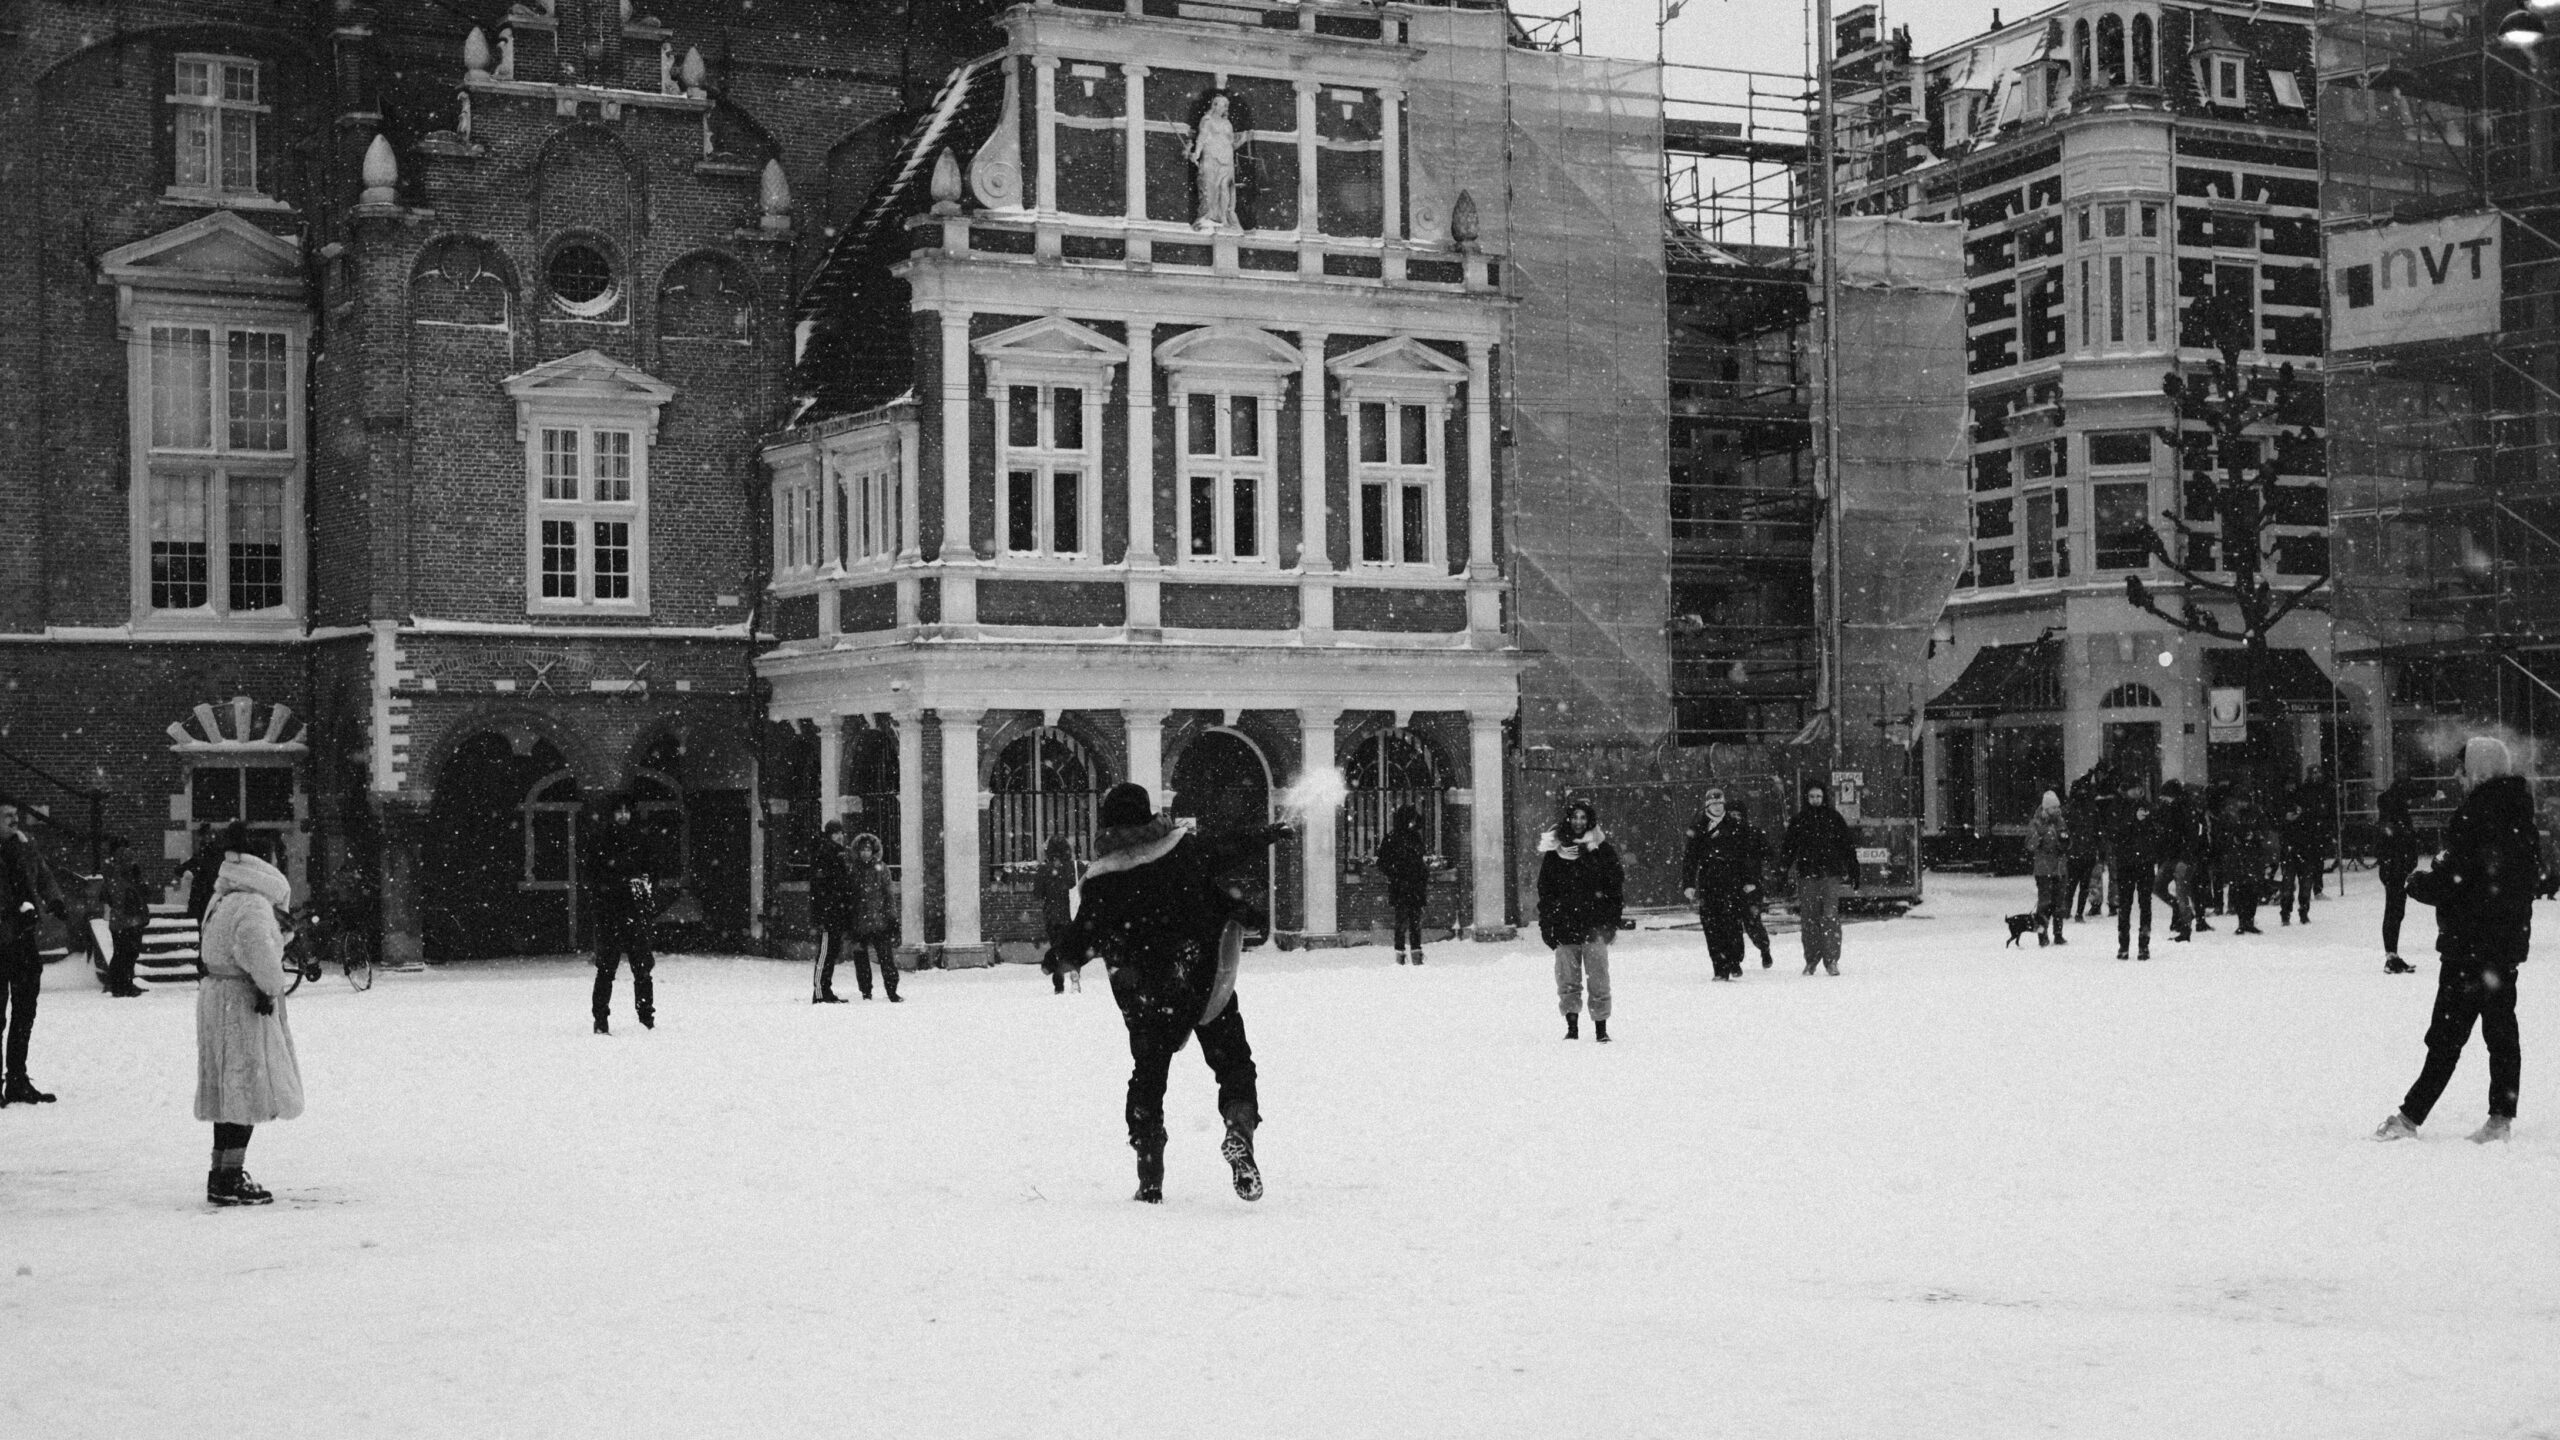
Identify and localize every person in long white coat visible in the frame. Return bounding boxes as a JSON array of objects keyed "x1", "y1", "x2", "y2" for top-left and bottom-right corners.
[{"x1": 195, "y1": 847, "x2": 304, "y2": 1207}]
